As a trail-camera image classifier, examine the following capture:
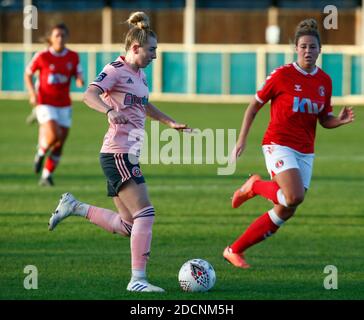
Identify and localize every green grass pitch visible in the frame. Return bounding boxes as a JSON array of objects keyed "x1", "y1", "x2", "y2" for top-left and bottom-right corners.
[{"x1": 0, "y1": 99, "x2": 363, "y2": 300}]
